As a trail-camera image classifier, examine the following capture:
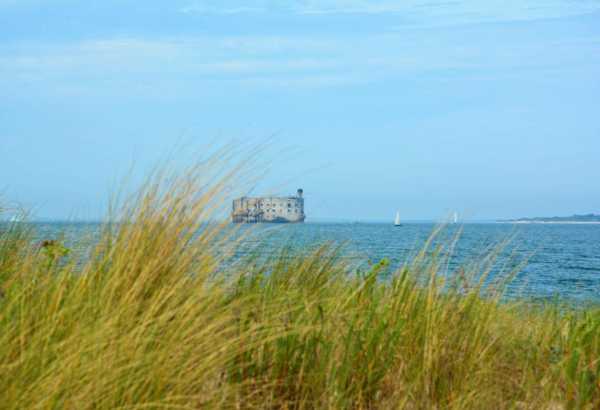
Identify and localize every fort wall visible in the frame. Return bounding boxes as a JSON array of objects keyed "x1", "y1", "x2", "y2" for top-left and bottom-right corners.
[{"x1": 232, "y1": 189, "x2": 305, "y2": 223}]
